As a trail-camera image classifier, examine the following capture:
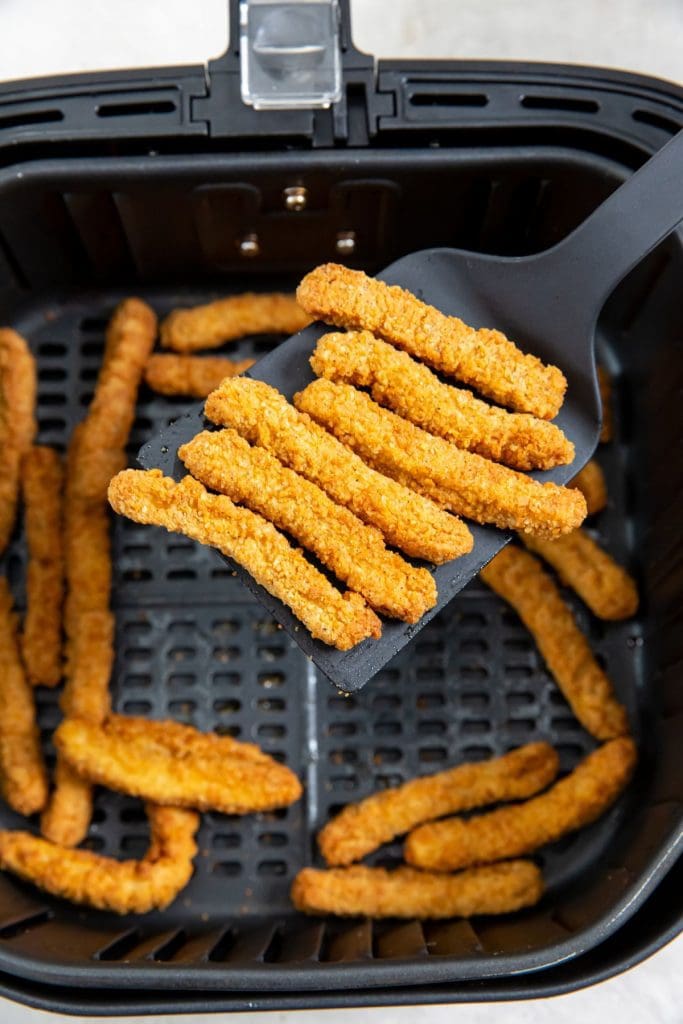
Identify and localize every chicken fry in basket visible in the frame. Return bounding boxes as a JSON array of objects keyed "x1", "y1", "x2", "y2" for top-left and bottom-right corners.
[
  {"x1": 0, "y1": 805, "x2": 199, "y2": 914},
  {"x1": 205, "y1": 378, "x2": 473, "y2": 564},
  {"x1": 570, "y1": 459, "x2": 608, "y2": 516},
  {"x1": 297, "y1": 264, "x2": 566, "y2": 419},
  {"x1": 109, "y1": 470, "x2": 381, "y2": 650},
  {"x1": 160, "y1": 293, "x2": 310, "y2": 352},
  {"x1": 405, "y1": 737, "x2": 636, "y2": 871},
  {"x1": 0, "y1": 329, "x2": 37, "y2": 554},
  {"x1": 295, "y1": 380, "x2": 586, "y2": 539},
  {"x1": 292, "y1": 861, "x2": 543, "y2": 919},
  {"x1": 480, "y1": 546, "x2": 628, "y2": 740},
  {"x1": 179, "y1": 429, "x2": 436, "y2": 623},
  {"x1": 319, "y1": 742, "x2": 559, "y2": 867},
  {"x1": 311, "y1": 331, "x2": 574, "y2": 471},
  {"x1": 145, "y1": 353, "x2": 255, "y2": 398}
]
